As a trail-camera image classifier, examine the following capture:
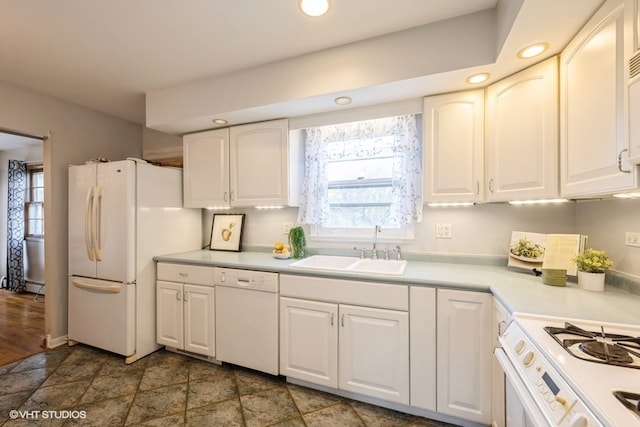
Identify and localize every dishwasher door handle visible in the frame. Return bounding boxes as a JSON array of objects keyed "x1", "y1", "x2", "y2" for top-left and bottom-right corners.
[{"x1": 236, "y1": 278, "x2": 251, "y2": 287}]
